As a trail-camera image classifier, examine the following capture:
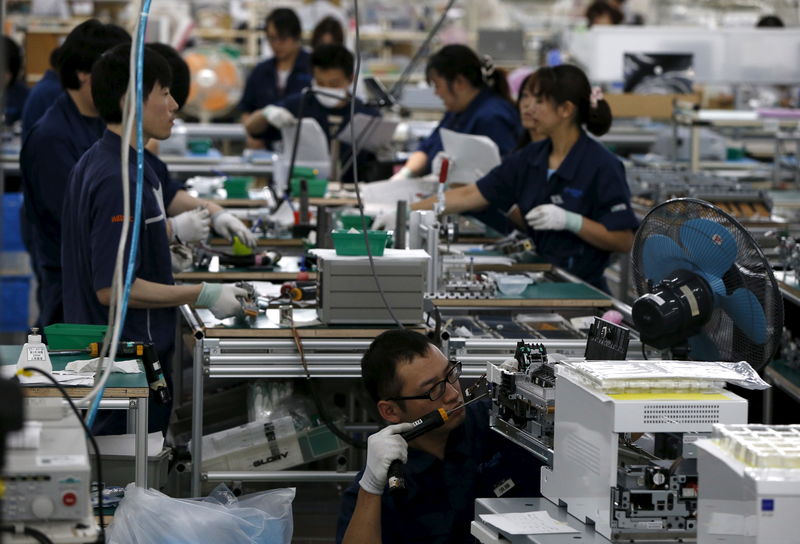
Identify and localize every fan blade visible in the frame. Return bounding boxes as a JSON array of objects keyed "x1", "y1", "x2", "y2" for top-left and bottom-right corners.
[
  {"x1": 718, "y1": 288, "x2": 768, "y2": 345},
  {"x1": 642, "y1": 234, "x2": 688, "y2": 283},
  {"x1": 687, "y1": 333, "x2": 720, "y2": 361},
  {"x1": 679, "y1": 218, "x2": 737, "y2": 279}
]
